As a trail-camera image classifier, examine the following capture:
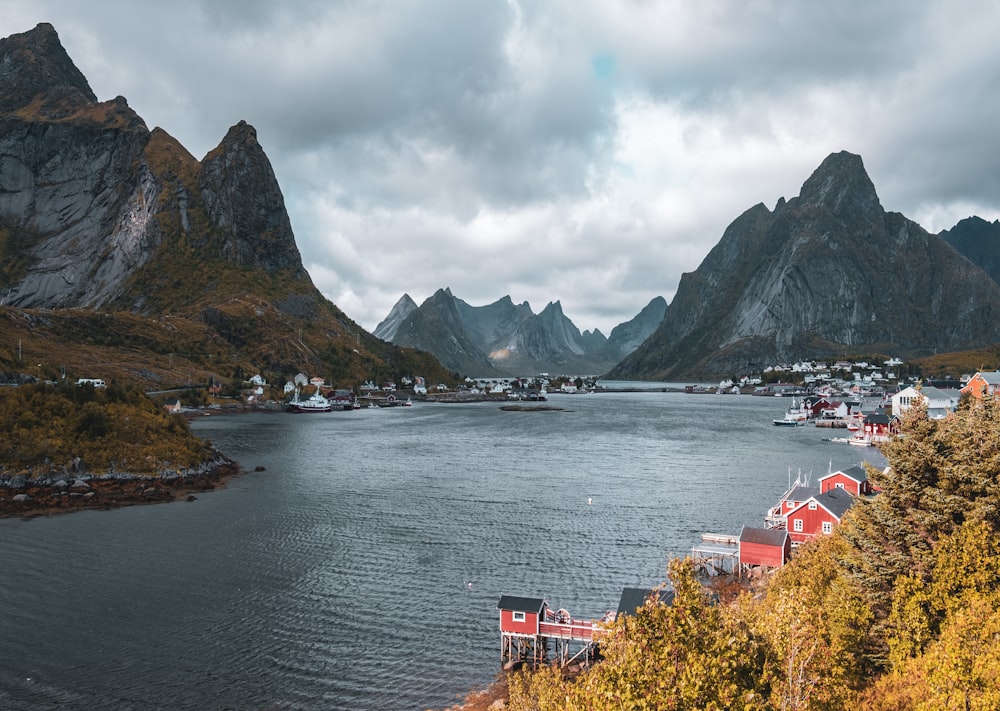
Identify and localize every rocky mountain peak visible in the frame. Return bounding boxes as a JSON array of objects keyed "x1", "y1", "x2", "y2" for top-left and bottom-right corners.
[
  {"x1": 0, "y1": 23, "x2": 97, "y2": 114},
  {"x1": 797, "y1": 150, "x2": 882, "y2": 226},
  {"x1": 373, "y1": 294, "x2": 418, "y2": 341},
  {"x1": 609, "y1": 151, "x2": 1000, "y2": 381},
  {"x1": 199, "y1": 121, "x2": 305, "y2": 275}
]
